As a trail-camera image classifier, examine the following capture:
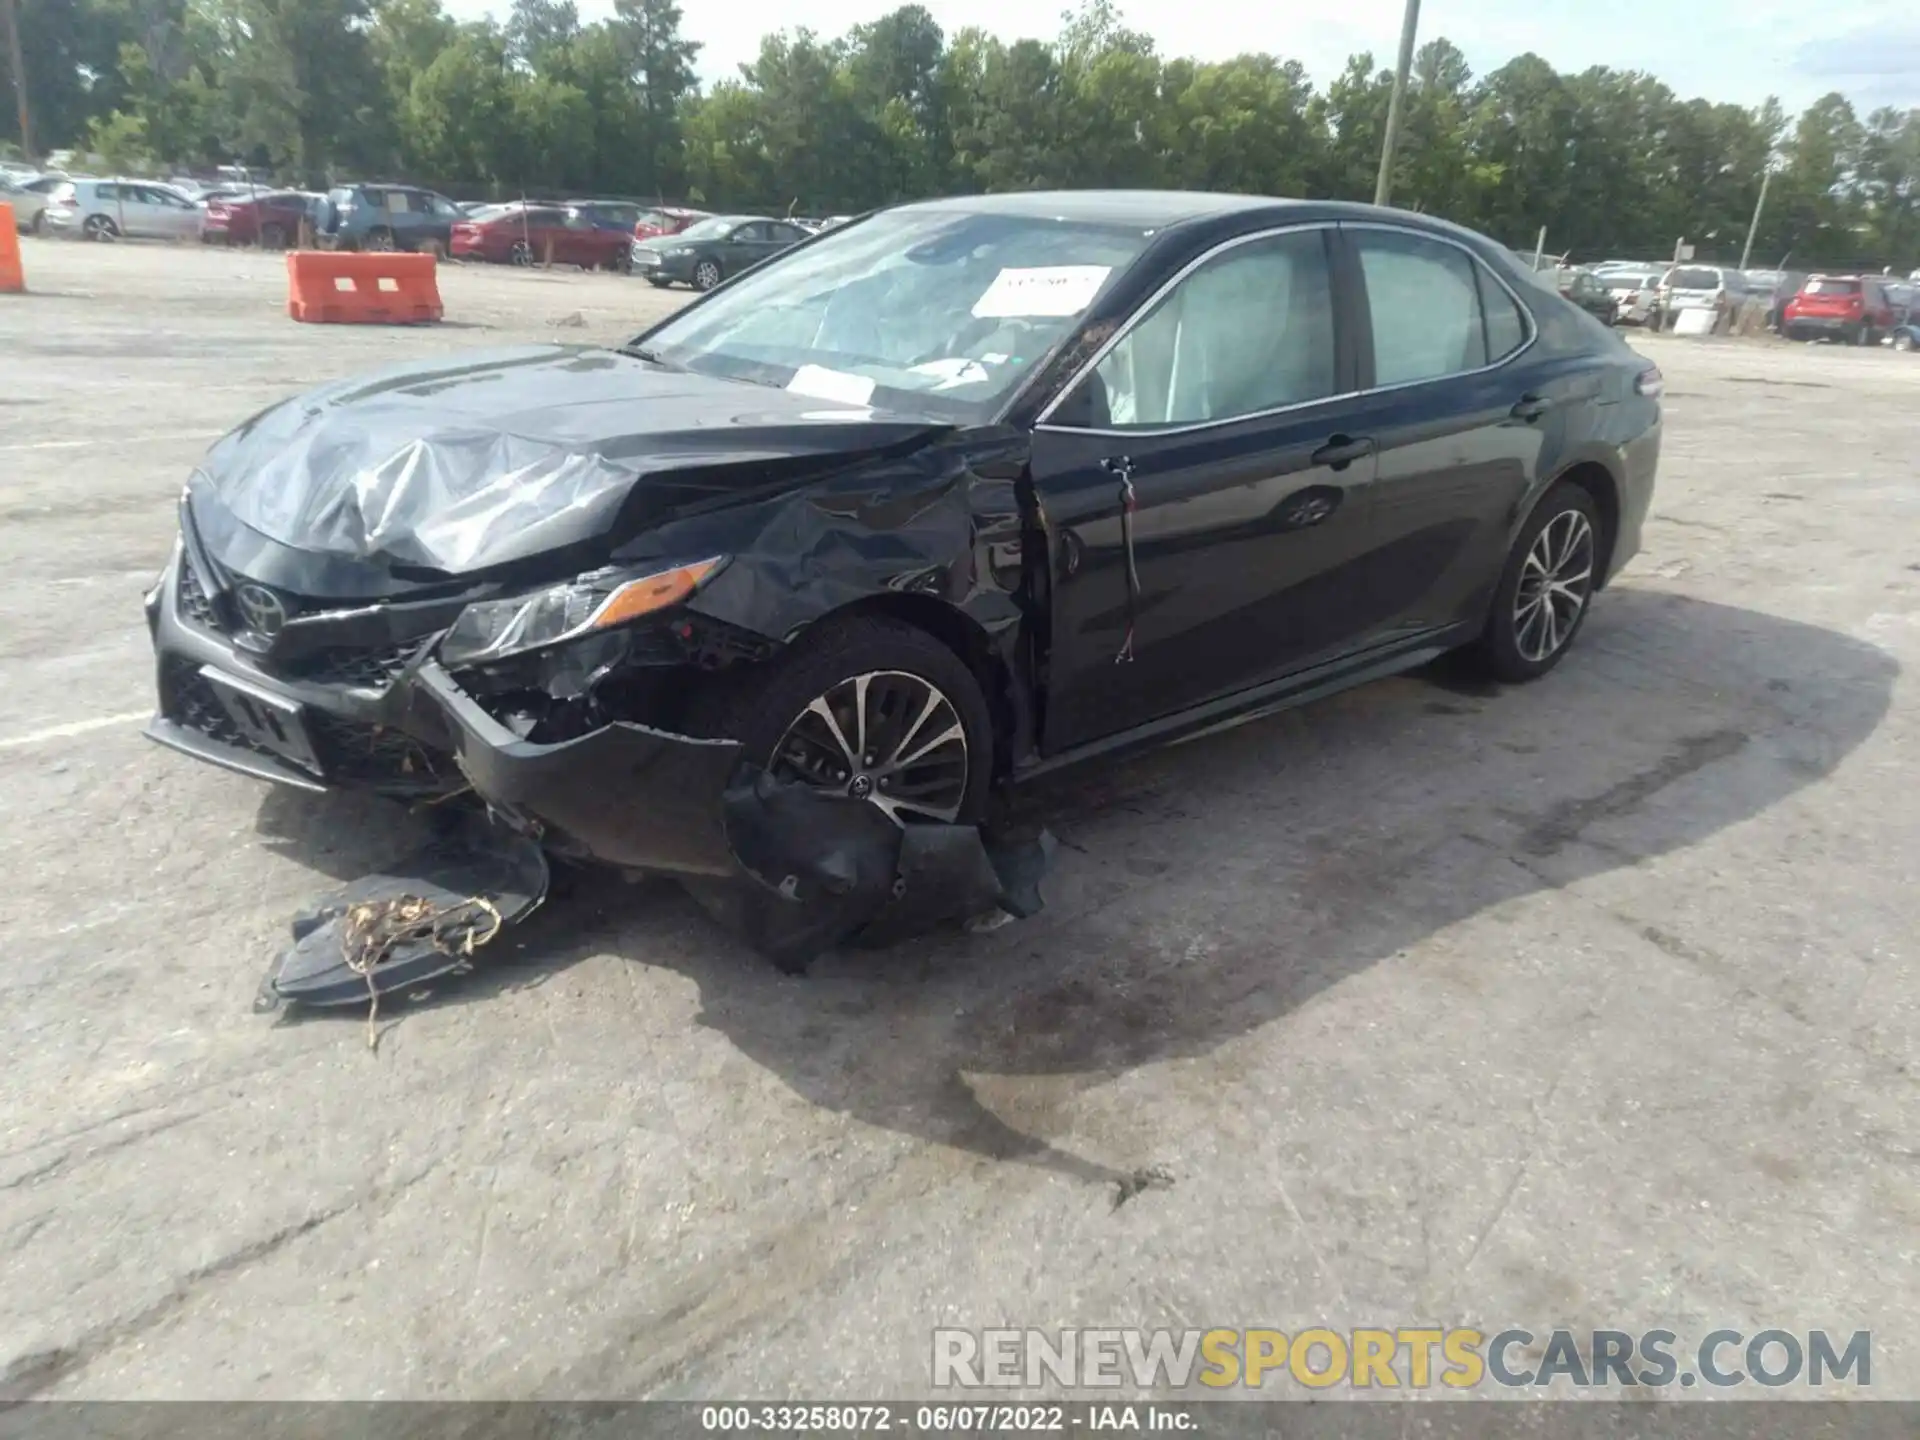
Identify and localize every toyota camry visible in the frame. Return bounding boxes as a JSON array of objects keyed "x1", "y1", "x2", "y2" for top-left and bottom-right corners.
[{"x1": 145, "y1": 191, "x2": 1661, "y2": 959}]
